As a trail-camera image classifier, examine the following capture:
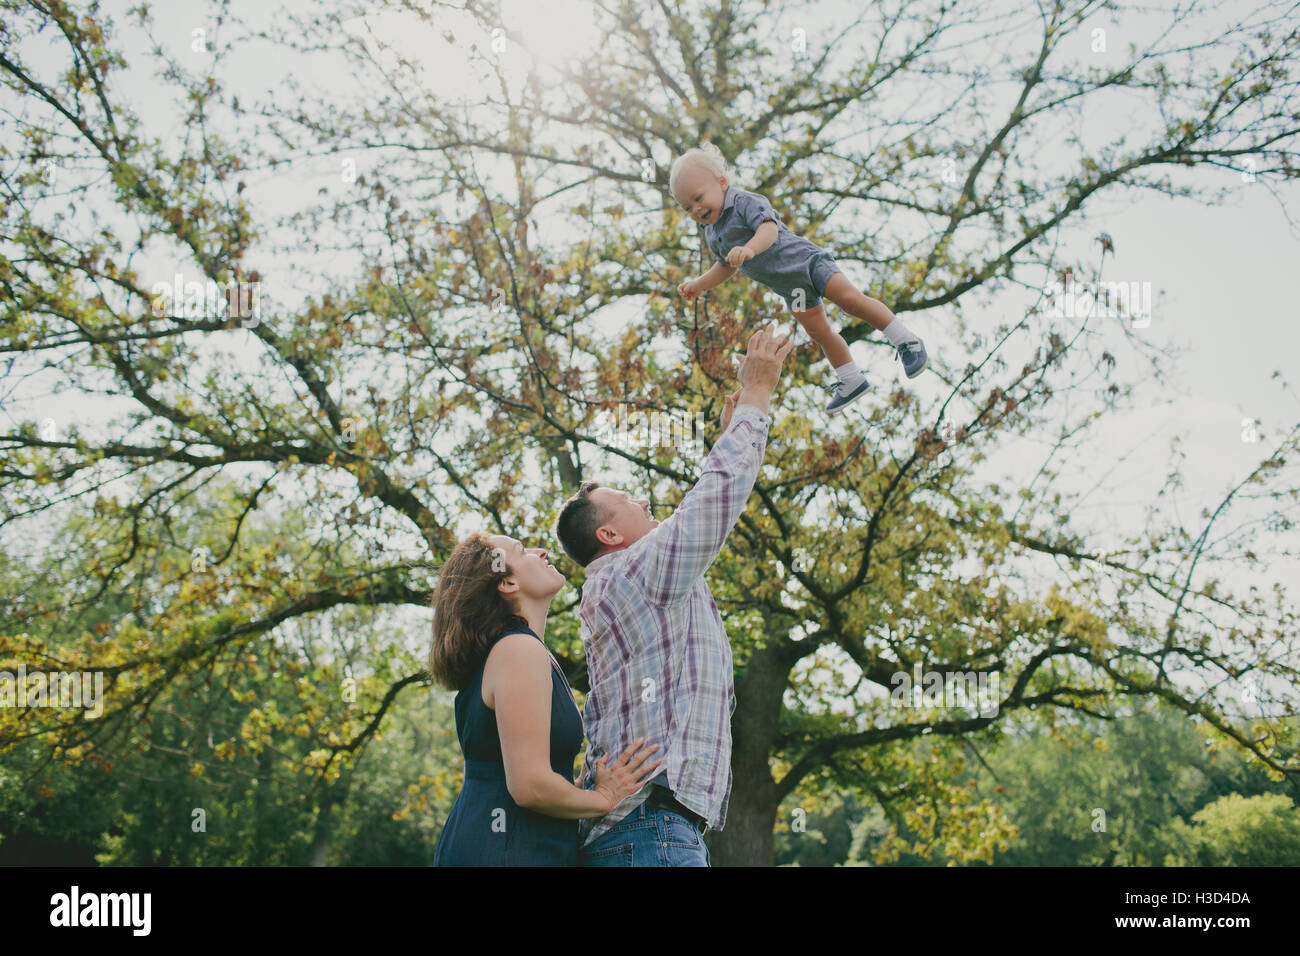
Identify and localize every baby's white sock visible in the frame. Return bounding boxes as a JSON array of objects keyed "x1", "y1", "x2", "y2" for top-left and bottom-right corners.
[
  {"x1": 882, "y1": 317, "x2": 917, "y2": 348},
  {"x1": 834, "y1": 360, "x2": 866, "y2": 391}
]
